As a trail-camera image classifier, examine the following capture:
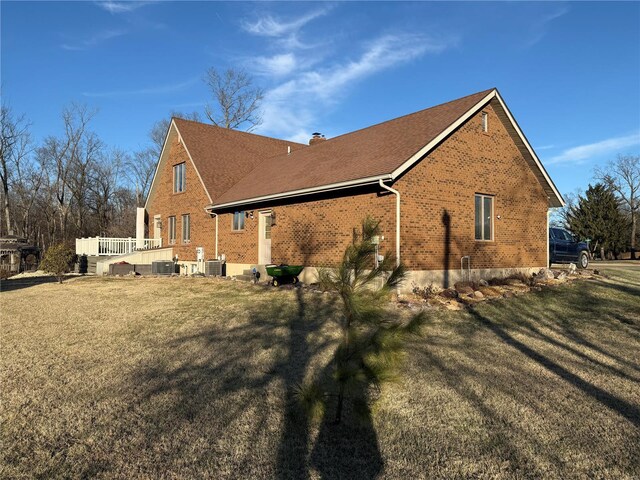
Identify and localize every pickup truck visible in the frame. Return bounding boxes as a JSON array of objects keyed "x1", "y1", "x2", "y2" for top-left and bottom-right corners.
[{"x1": 549, "y1": 227, "x2": 590, "y2": 268}]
